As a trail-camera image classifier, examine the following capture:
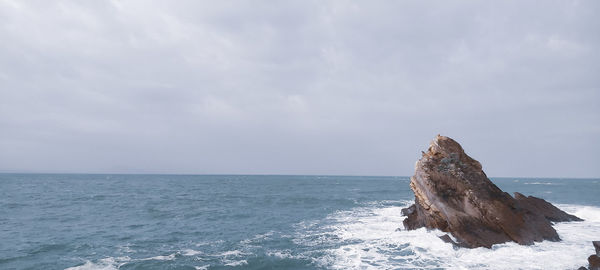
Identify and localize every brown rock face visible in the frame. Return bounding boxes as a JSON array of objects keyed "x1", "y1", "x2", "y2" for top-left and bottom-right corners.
[
  {"x1": 402, "y1": 135, "x2": 582, "y2": 248},
  {"x1": 589, "y1": 255, "x2": 600, "y2": 270},
  {"x1": 586, "y1": 241, "x2": 600, "y2": 270},
  {"x1": 514, "y1": 192, "x2": 582, "y2": 222}
]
